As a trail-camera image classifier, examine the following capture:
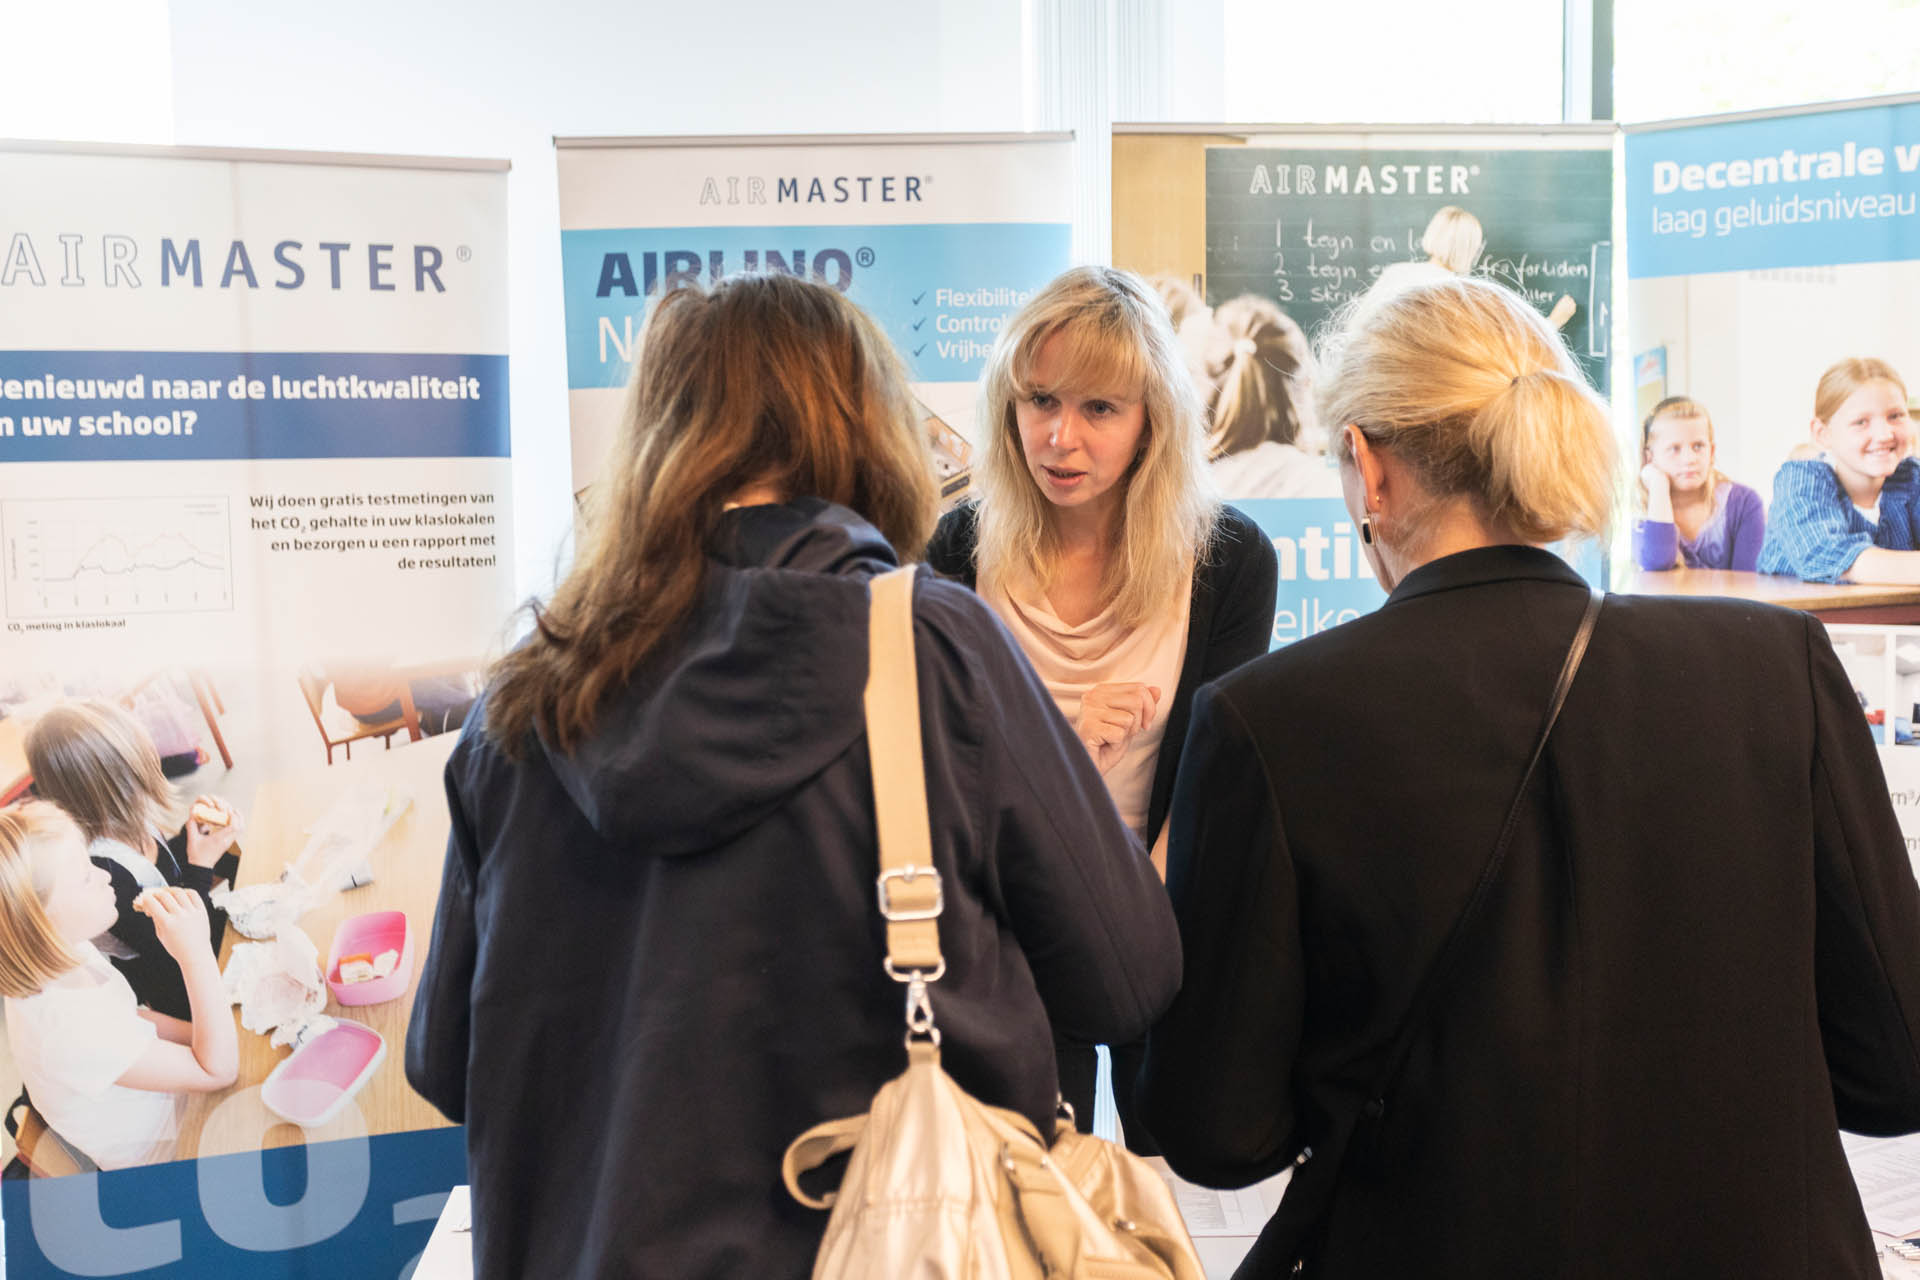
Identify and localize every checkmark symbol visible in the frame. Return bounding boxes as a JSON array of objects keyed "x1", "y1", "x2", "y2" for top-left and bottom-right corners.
[
  {"x1": 913, "y1": 343, "x2": 927, "y2": 357},
  {"x1": 911, "y1": 291, "x2": 927, "y2": 305},
  {"x1": 911, "y1": 317, "x2": 926, "y2": 330}
]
